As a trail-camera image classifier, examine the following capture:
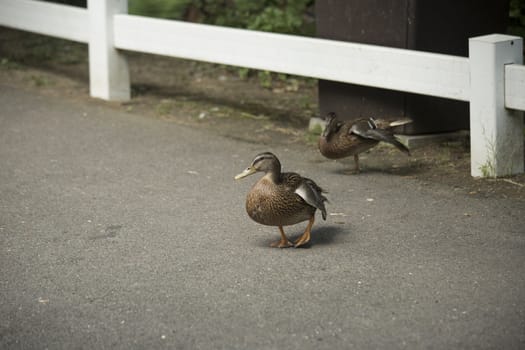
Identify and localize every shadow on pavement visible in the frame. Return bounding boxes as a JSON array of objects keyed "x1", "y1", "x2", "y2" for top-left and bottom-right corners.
[{"x1": 255, "y1": 225, "x2": 348, "y2": 249}]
